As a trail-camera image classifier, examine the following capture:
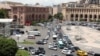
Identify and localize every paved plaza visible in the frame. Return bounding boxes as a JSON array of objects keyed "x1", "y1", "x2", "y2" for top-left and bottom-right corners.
[{"x1": 62, "y1": 26, "x2": 100, "y2": 53}]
